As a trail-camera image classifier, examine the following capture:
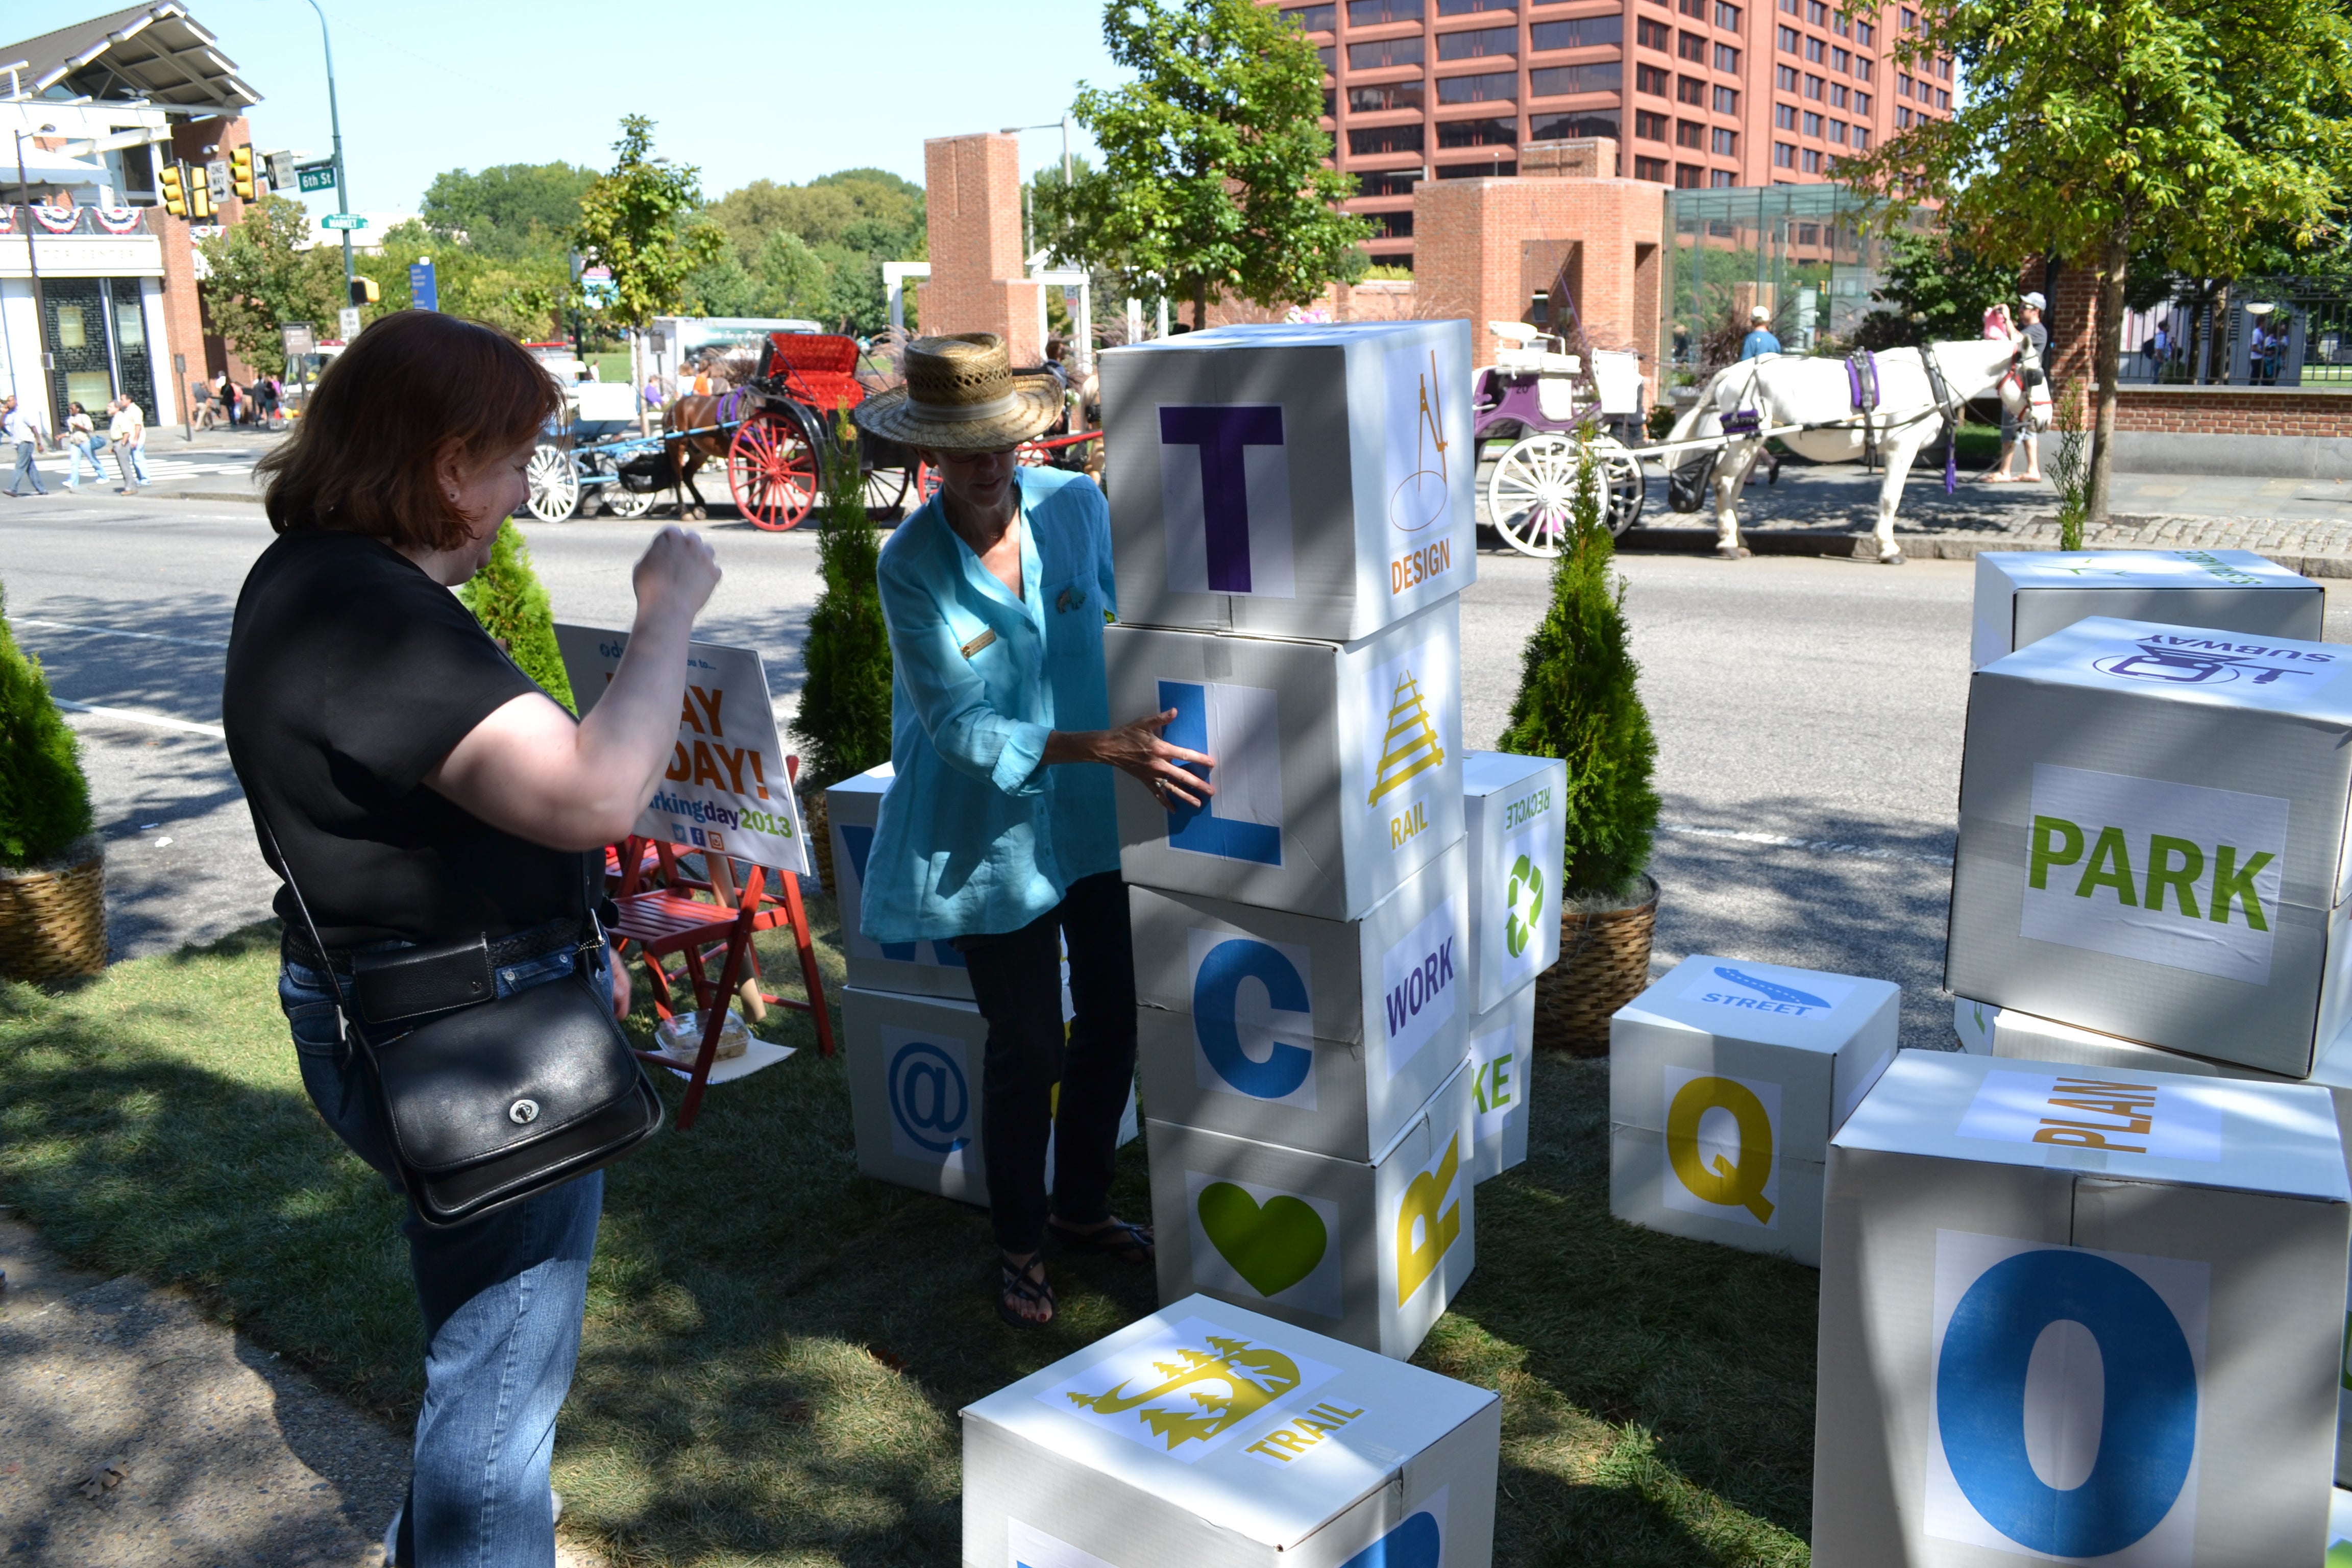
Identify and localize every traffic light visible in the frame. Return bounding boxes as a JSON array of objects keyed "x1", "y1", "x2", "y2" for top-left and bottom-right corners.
[
  {"x1": 230, "y1": 145, "x2": 255, "y2": 201},
  {"x1": 188, "y1": 171, "x2": 213, "y2": 220},
  {"x1": 158, "y1": 162, "x2": 187, "y2": 218},
  {"x1": 349, "y1": 276, "x2": 380, "y2": 308}
]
